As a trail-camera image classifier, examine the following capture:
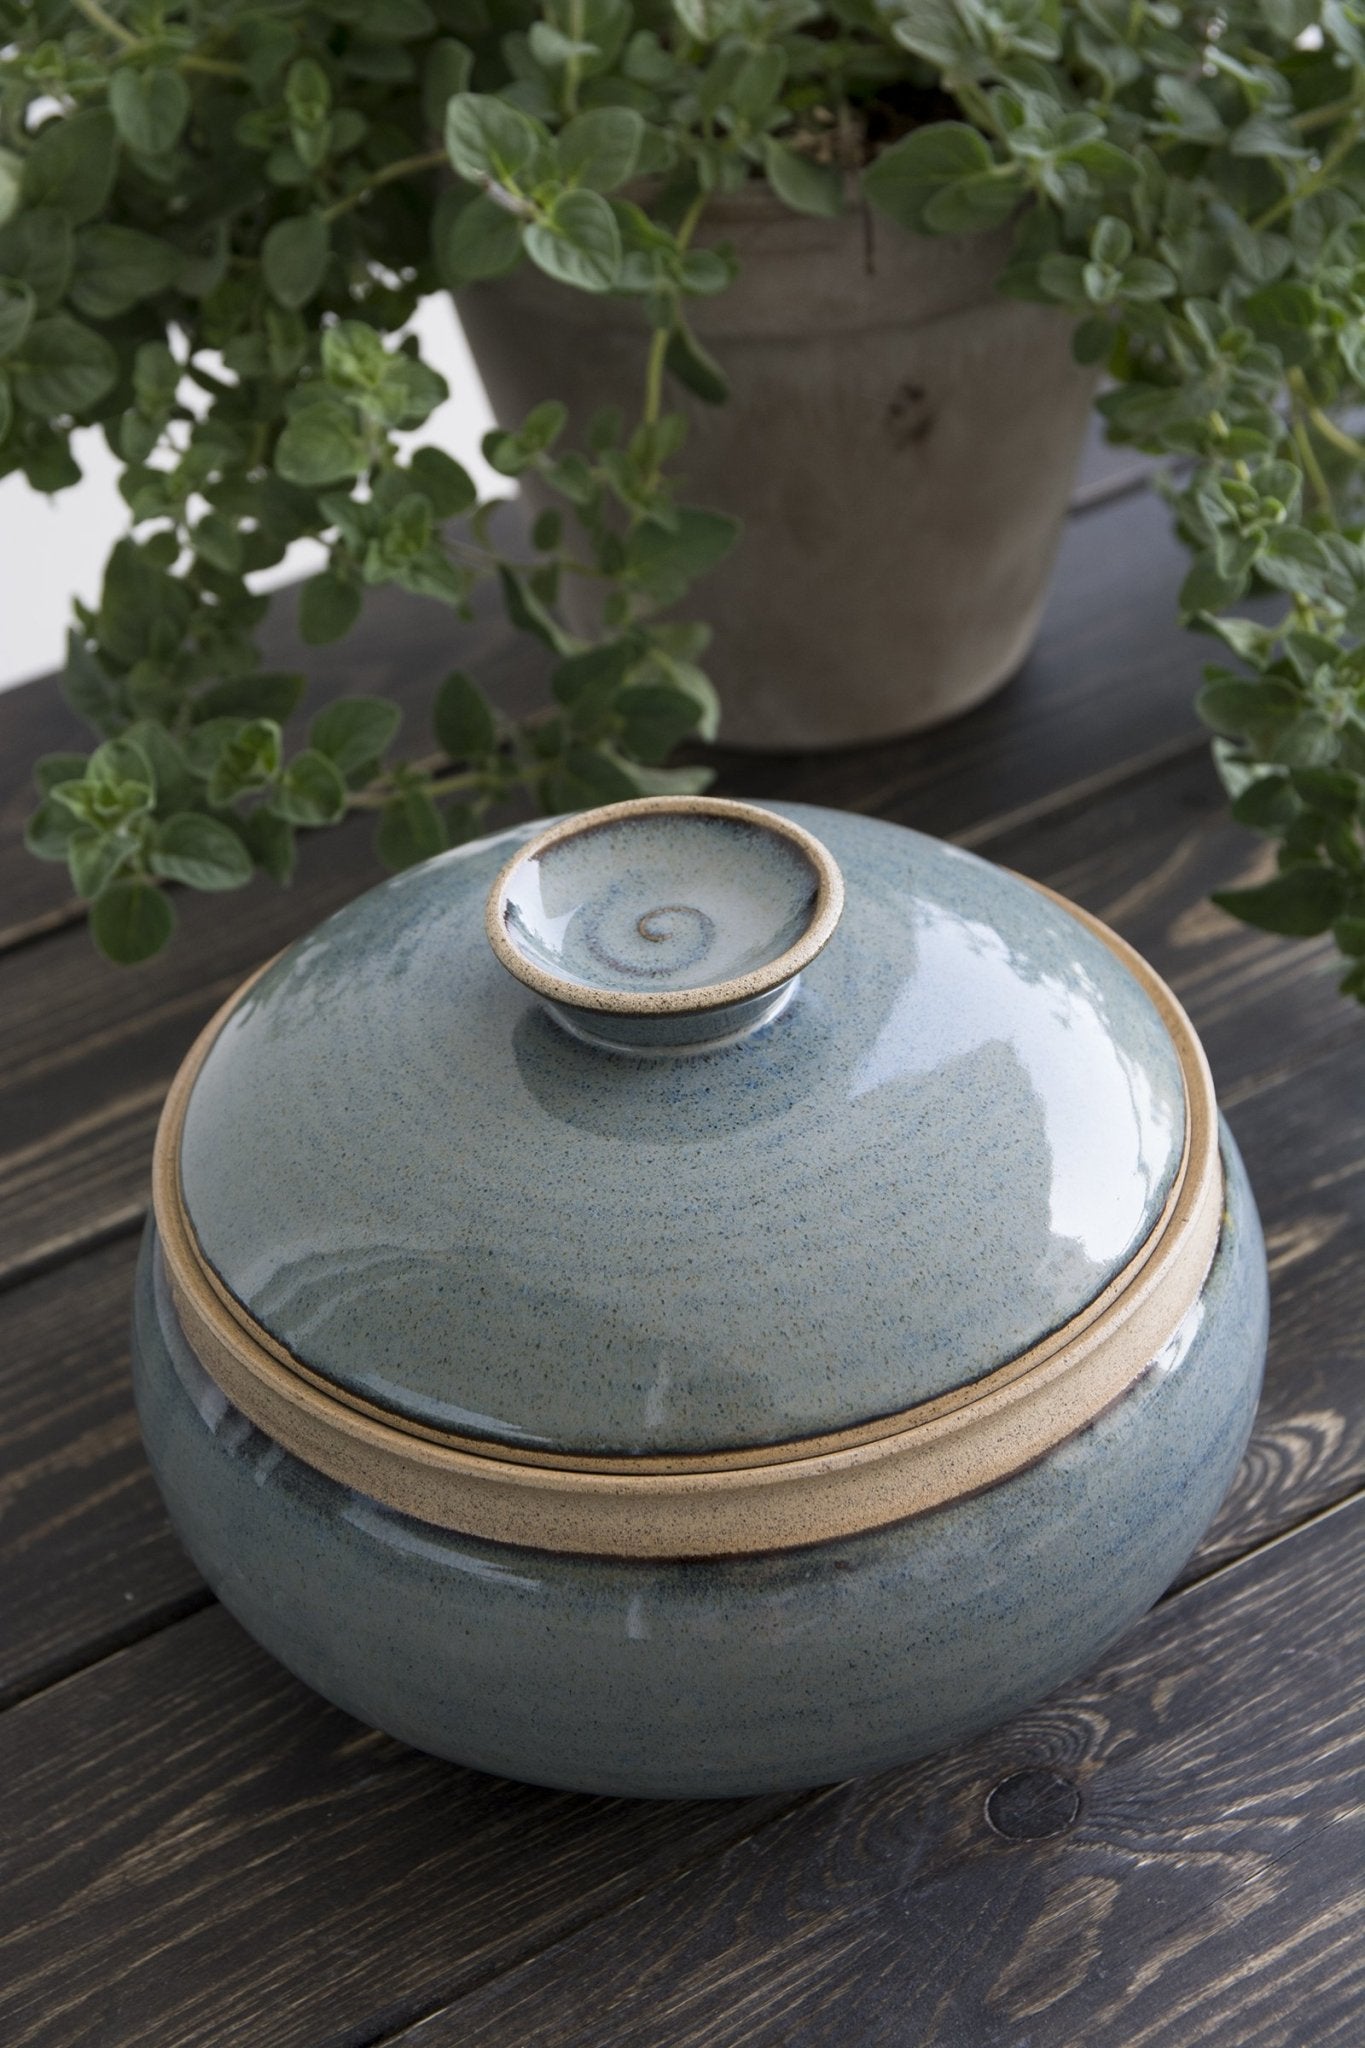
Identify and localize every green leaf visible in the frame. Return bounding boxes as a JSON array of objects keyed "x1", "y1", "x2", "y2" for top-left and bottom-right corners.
[
  {"x1": 437, "y1": 192, "x2": 524, "y2": 284},
  {"x1": 920, "y1": 171, "x2": 1019, "y2": 234},
  {"x1": 498, "y1": 564, "x2": 576, "y2": 651},
  {"x1": 68, "y1": 827, "x2": 132, "y2": 901},
  {"x1": 109, "y1": 67, "x2": 191, "y2": 156},
  {"x1": 299, "y1": 570, "x2": 364, "y2": 643},
  {"x1": 34, "y1": 751, "x2": 90, "y2": 797},
  {"x1": 275, "y1": 397, "x2": 369, "y2": 485},
  {"x1": 1230, "y1": 772, "x2": 1298, "y2": 831},
  {"x1": 1196, "y1": 676, "x2": 1297, "y2": 736},
  {"x1": 626, "y1": 507, "x2": 740, "y2": 598},
  {"x1": 124, "y1": 720, "x2": 198, "y2": 811},
  {"x1": 525, "y1": 188, "x2": 621, "y2": 291},
  {"x1": 358, "y1": 0, "x2": 436, "y2": 38},
  {"x1": 445, "y1": 94, "x2": 543, "y2": 185},
  {"x1": 1213, "y1": 866, "x2": 1346, "y2": 937},
  {"x1": 558, "y1": 108, "x2": 644, "y2": 193},
  {"x1": 150, "y1": 813, "x2": 254, "y2": 890},
  {"x1": 0, "y1": 209, "x2": 73, "y2": 309},
  {"x1": 762, "y1": 138, "x2": 843, "y2": 218},
  {"x1": 546, "y1": 743, "x2": 642, "y2": 808},
  {"x1": 193, "y1": 672, "x2": 307, "y2": 723},
  {"x1": 532, "y1": 507, "x2": 563, "y2": 551},
  {"x1": 423, "y1": 39, "x2": 475, "y2": 131},
  {"x1": 192, "y1": 511, "x2": 243, "y2": 573},
  {"x1": 272, "y1": 748, "x2": 347, "y2": 825},
  {"x1": 665, "y1": 321, "x2": 729, "y2": 404},
  {"x1": 90, "y1": 879, "x2": 176, "y2": 964},
  {"x1": 25, "y1": 796, "x2": 80, "y2": 861},
  {"x1": 311, "y1": 696, "x2": 402, "y2": 776},
  {"x1": 69, "y1": 226, "x2": 179, "y2": 319},
  {"x1": 262, "y1": 213, "x2": 330, "y2": 309},
  {"x1": 863, "y1": 124, "x2": 994, "y2": 235},
  {"x1": 0, "y1": 148, "x2": 21, "y2": 229},
  {"x1": 408, "y1": 446, "x2": 476, "y2": 516},
  {"x1": 239, "y1": 806, "x2": 296, "y2": 883},
  {"x1": 434, "y1": 669, "x2": 497, "y2": 757},
  {"x1": 61, "y1": 631, "x2": 126, "y2": 736},
  {"x1": 22, "y1": 110, "x2": 117, "y2": 224},
  {"x1": 376, "y1": 787, "x2": 446, "y2": 869},
  {"x1": 0, "y1": 279, "x2": 34, "y2": 358},
  {"x1": 1153, "y1": 76, "x2": 1224, "y2": 142},
  {"x1": 12, "y1": 315, "x2": 118, "y2": 416},
  {"x1": 615, "y1": 681, "x2": 708, "y2": 763},
  {"x1": 195, "y1": 718, "x2": 283, "y2": 804}
]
